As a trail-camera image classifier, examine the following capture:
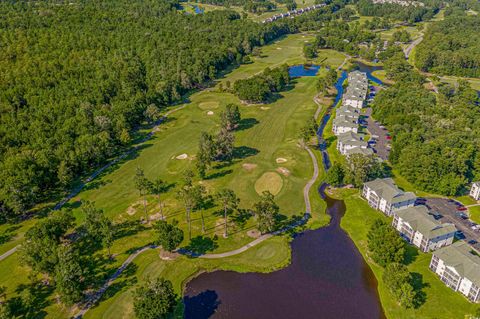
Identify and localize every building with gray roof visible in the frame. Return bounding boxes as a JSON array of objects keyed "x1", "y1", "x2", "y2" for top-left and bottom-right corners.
[
  {"x1": 393, "y1": 205, "x2": 457, "y2": 252},
  {"x1": 337, "y1": 132, "x2": 369, "y2": 155},
  {"x1": 430, "y1": 241, "x2": 480, "y2": 302},
  {"x1": 362, "y1": 178, "x2": 416, "y2": 216}
]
